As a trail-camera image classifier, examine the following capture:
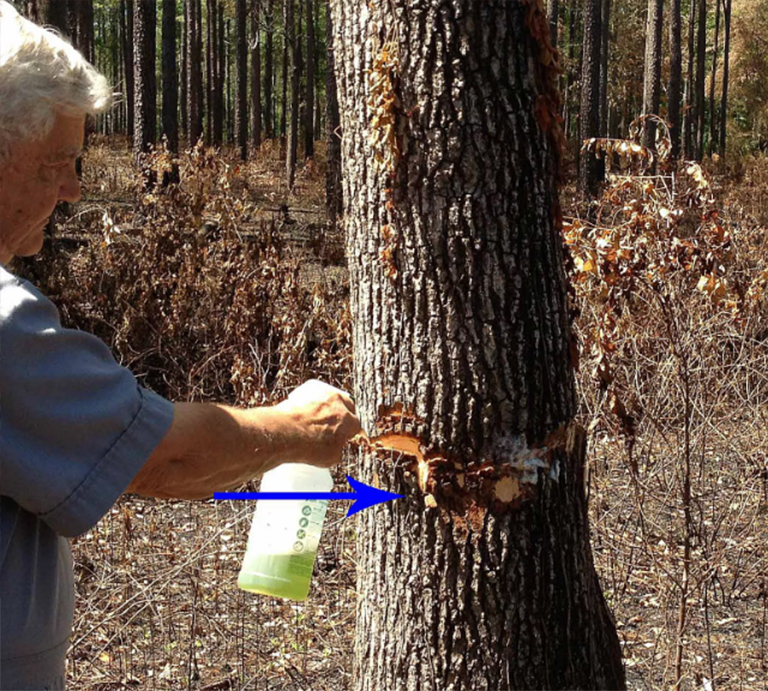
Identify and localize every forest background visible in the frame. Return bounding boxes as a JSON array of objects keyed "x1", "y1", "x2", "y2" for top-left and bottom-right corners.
[{"x1": 7, "y1": 0, "x2": 768, "y2": 689}]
